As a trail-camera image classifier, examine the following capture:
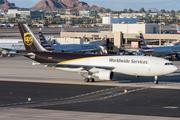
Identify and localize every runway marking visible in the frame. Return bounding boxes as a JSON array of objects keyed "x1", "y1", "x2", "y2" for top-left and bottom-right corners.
[
  {"x1": 0, "y1": 87, "x2": 146, "y2": 111},
  {"x1": 1, "y1": 82, "x2": 180, "y2": 111},
  {"x1": 163, "y1": 106, "x2": 178, "y2": 109},
  {"x1": 0, "y1": 86, "x2": 122, "y2": 108}
]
